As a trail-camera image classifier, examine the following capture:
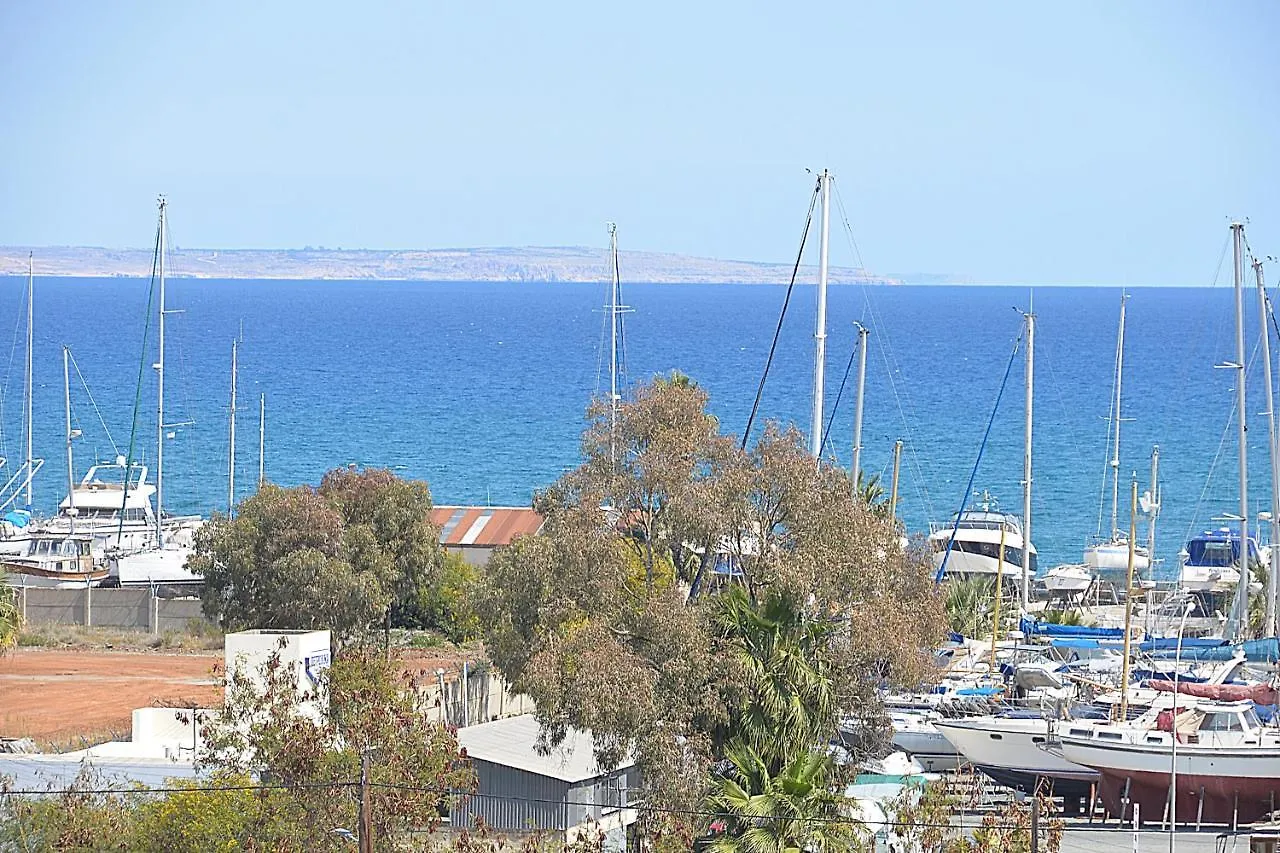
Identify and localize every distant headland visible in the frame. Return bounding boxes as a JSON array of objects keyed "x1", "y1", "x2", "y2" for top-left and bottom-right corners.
[{"x1": 0, "y1": 245, "x2": 951, "y2": 285}]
